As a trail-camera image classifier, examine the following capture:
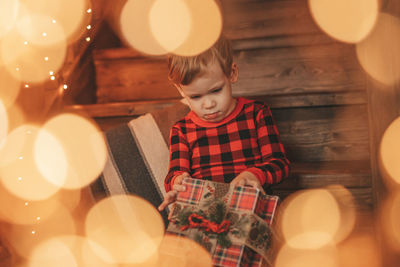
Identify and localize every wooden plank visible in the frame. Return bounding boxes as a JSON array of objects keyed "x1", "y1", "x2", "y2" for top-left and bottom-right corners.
[
  {"x1": 94, "y1": 43, "x2": 366, "y2": 103},
  {"x1": 276, "y1": 161, "x2": 372, "y2": 190},
  {"x1": 221, "y1": 0, "x2": 320, "y2": 40},
  {"x1": 94, "y1": 57, "x2": 180, "y2": 103},
  {"x1": 273, "y1": 104, "x2": 370, "y2": 162},
  {"x1": 272, "y1": 187, "x2": 373, "y2": 211},
  {"x1": 233, "y1": 43, "x2": 366, "y2": 96}
]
